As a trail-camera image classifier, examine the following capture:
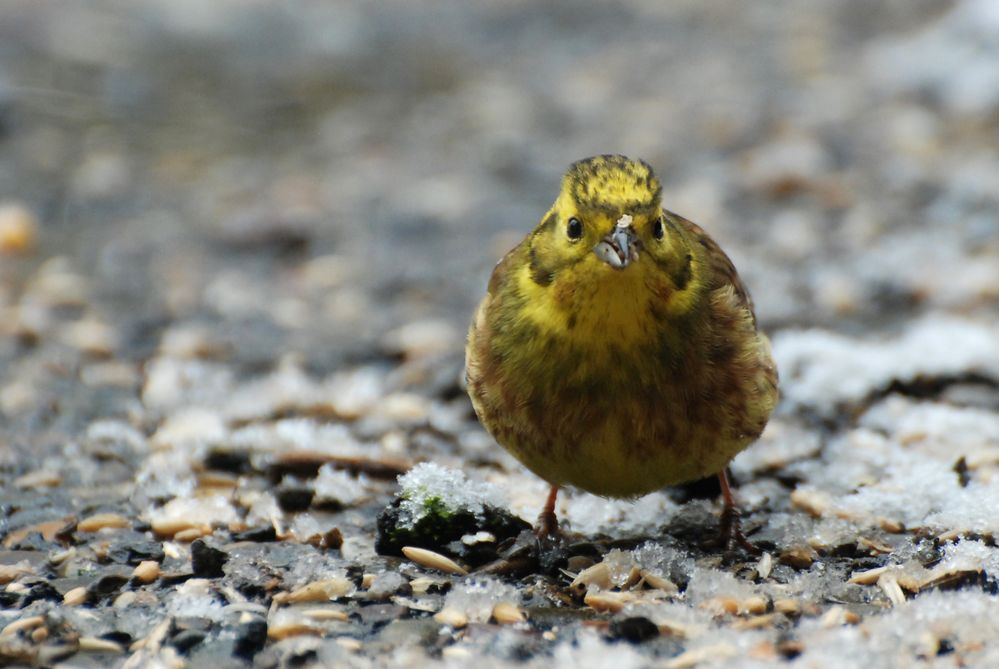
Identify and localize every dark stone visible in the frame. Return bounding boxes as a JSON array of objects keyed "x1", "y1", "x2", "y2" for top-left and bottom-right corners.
[
  {"x1": 106, "y1": 535, "x2": 165, "y2": 565},
  {"x1": 22, "y1": 579, "x2": 62, "y2": 605},
  {"x1": 375, "y1": 496, "x2": 530, "y2": 567},
  {"x1": 9, "y1": 531, "x2": 54, "y2": 552},
  {"x1": 87, "y1": 573, "x2": 130, "y2": 602},
  {"x1": 204, "y1": 449, "x2": 253, "y2": 474},
  {"x1": 232, "y1": 616, "x2": 267, "y2": 660},
  {"x1": 170, "y1": 629, "x2": 207, "y2": 654},
  {"x1": 356, "y1": 603, "x2": 407, "y2": 631},
  {"x1": 275, "y1": 486, "x2": 315, "y2": 512},
  {"x1": 608, "y1": 616, "x2": 660, "y2": 644},
  {"x1": 102, "y1": 631, "x2": 133, "y2": 646},
  {"x1": 231, "y1": 526, "x2": 277, "y2": 543},
  {"x1": 191, "y1": 540, "x2": 229, "y2": 578},
  {"x1": 0, "y1": 591, "x2": 21, "y2": 607}
]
